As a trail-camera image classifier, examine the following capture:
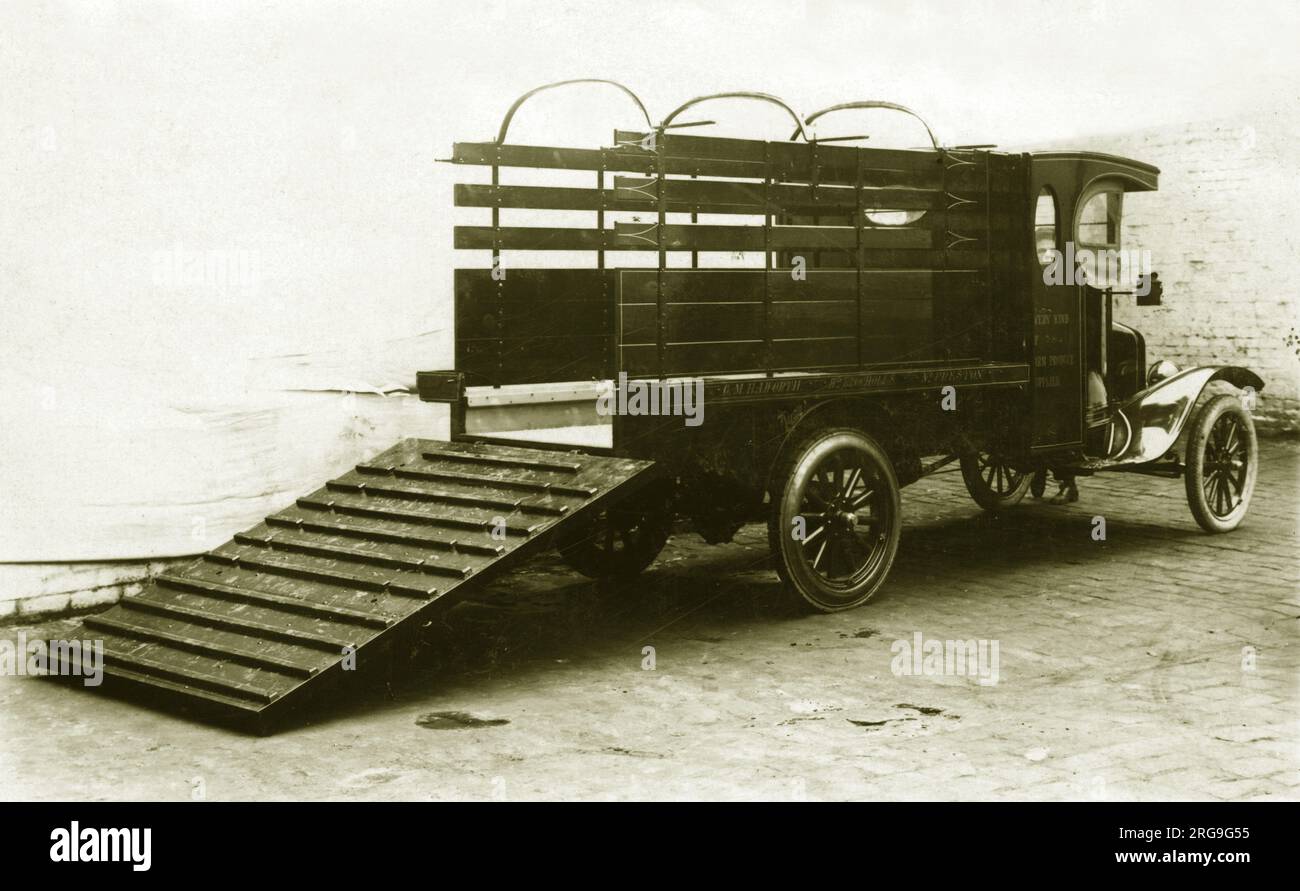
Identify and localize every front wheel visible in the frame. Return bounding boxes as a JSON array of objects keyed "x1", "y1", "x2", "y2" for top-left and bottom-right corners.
[
  {"x1": 1185, "y1": 394, "x2": 1258, "y2": 533},
  {"x1": 960, "y1": 450, "x2": 1031, "y2": 511},
  {"x1": 767, "y1": 428, "x2": 901, "y2": 612}
]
